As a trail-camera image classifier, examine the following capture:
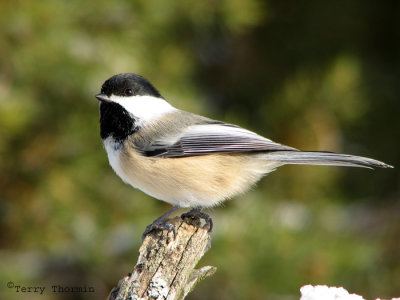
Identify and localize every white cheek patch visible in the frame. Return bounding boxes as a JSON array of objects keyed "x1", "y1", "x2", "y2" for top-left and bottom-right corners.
[{"x1": 109, "y1": 94, "x2": 176, "y2": 123}]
